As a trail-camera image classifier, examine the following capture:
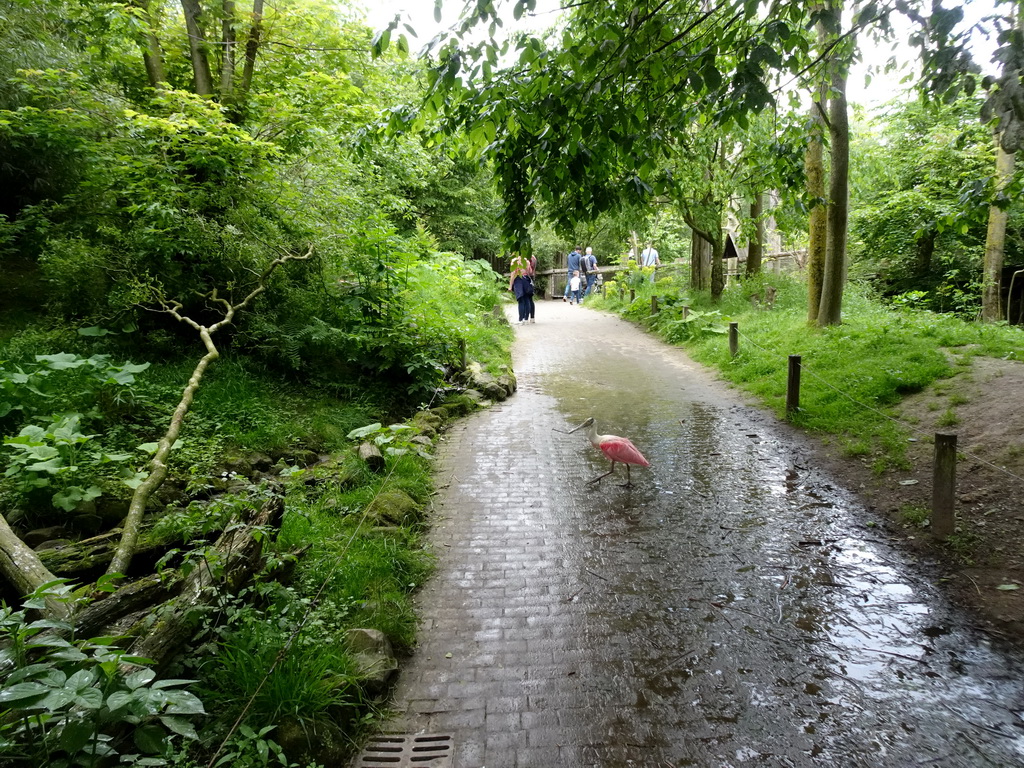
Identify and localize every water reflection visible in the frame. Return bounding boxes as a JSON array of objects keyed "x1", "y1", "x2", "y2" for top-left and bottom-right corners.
[{"x1": 540, "y1": 332, "x2": 1024, "y2": 765}]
